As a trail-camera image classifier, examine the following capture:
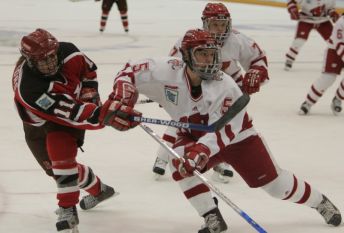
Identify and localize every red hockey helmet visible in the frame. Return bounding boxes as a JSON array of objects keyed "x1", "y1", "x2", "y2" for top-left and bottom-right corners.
[
  {"x1": 201, "y1": 3, "x2": 231, "y2": 46},
  {"x1": 181, "y1": 29, "x2": 221, "y2": 80},
  {"x1": 20, "y1": 28, "x2": 60, "y2": 76}
]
